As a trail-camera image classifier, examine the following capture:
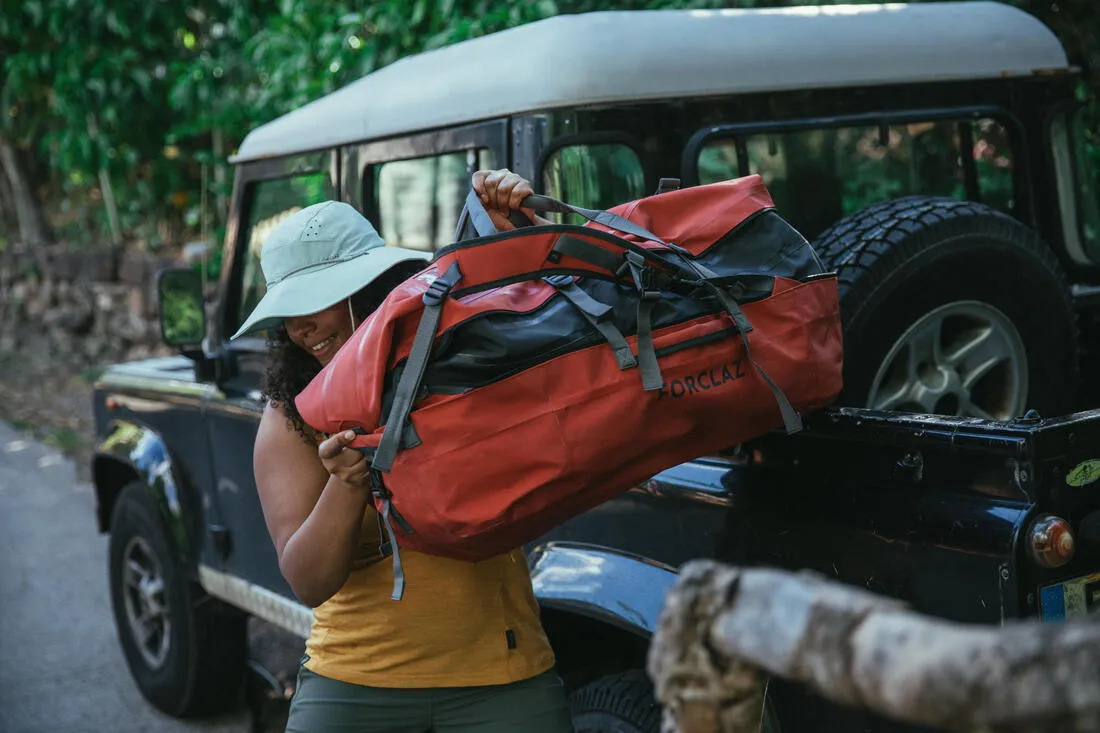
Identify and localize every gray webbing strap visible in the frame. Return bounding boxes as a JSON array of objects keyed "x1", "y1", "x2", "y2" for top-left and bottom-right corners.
[
  {"x1": 678, "y1": 256, "x2": 801, "y2": 433},
  {"x1": 380, "y1": 498, "x2": 405, "y2": 600},
  {"x1": 546, "y1": 276, "x2": 611, "y2": 319},
  {"x1": 375, "y1": 510, "x2": 393, "y2": 558},
  {"x1": 373, "y1": 262, "x2": 462, "y2": 473},
  {"x1": 525, "y1": 194, "x2": 684, "y2": 252},
  {"x1": 368, "y1": 469, "x2": 406, "y2": 601},
  {"x1": 452, "y1": 207, "x2": 473, "y2": 243},
  {"x1": 547, "y1": 277, "x2": 637, "y2": 371},
  {"x1": 625, "y1": 253, "x2": 664, "y2": 391},
  {"x1": 736, "y1": 318, "x2": 802, "y2": 434},
  {"x1": 705, "y1": 280, "x2": 754, "y2": 336},
  {"x1": 401, "y1": 421, "x2": 421, "y2": 450},
  {"x1": 461, "y1": 189, "x2": 500, "y2": 238},
  {"x1": 454, "y1": 190, "x2": 535, "y2": 243},
  {"x1": 550, "y1": 234, "x2": 625, "y2": 275},
  {"x1": 592, "y1": 319, "x2": 637, "y2": 371},
  {"x1": 635, "y1": 298, "x2": 662, "y2": 390},
  {"x1": 700, "y1": 274, "x2": 800, "y2": 434}
]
